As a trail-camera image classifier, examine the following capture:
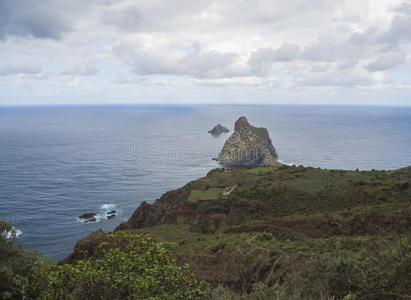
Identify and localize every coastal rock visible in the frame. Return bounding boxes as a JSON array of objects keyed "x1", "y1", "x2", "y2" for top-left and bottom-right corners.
[
  {"x1": 79, "y1": 213, "x2": 97, "y2": 222},
  {"x1": 115, "y1": 190, "x2": 184, "y2": 231},
  {"x1": 208, "y1": 124, "x2": 229, "y2": 137},
  {"x1": 107, "y1": 210, "x2": 117, "y2": 219},
  {"x1": 79, "y1": 213, "x2": 96, "y2": 219},
  {"x1": 217, "y1": 116, "x2": 278, "y2": 167}
]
